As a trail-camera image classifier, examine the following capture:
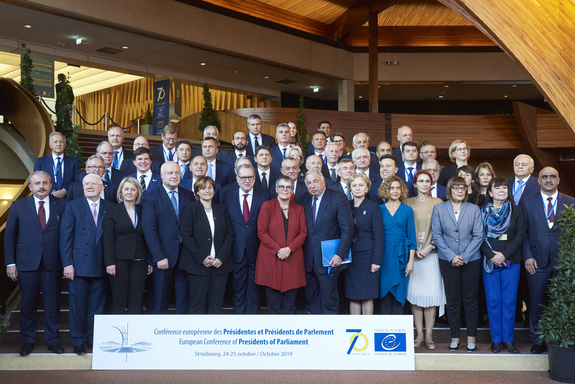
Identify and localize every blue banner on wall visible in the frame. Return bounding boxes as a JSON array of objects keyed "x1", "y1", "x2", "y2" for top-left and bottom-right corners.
[{"x1": 153, "y1": 79, "x2": 170, "y2": 135}]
